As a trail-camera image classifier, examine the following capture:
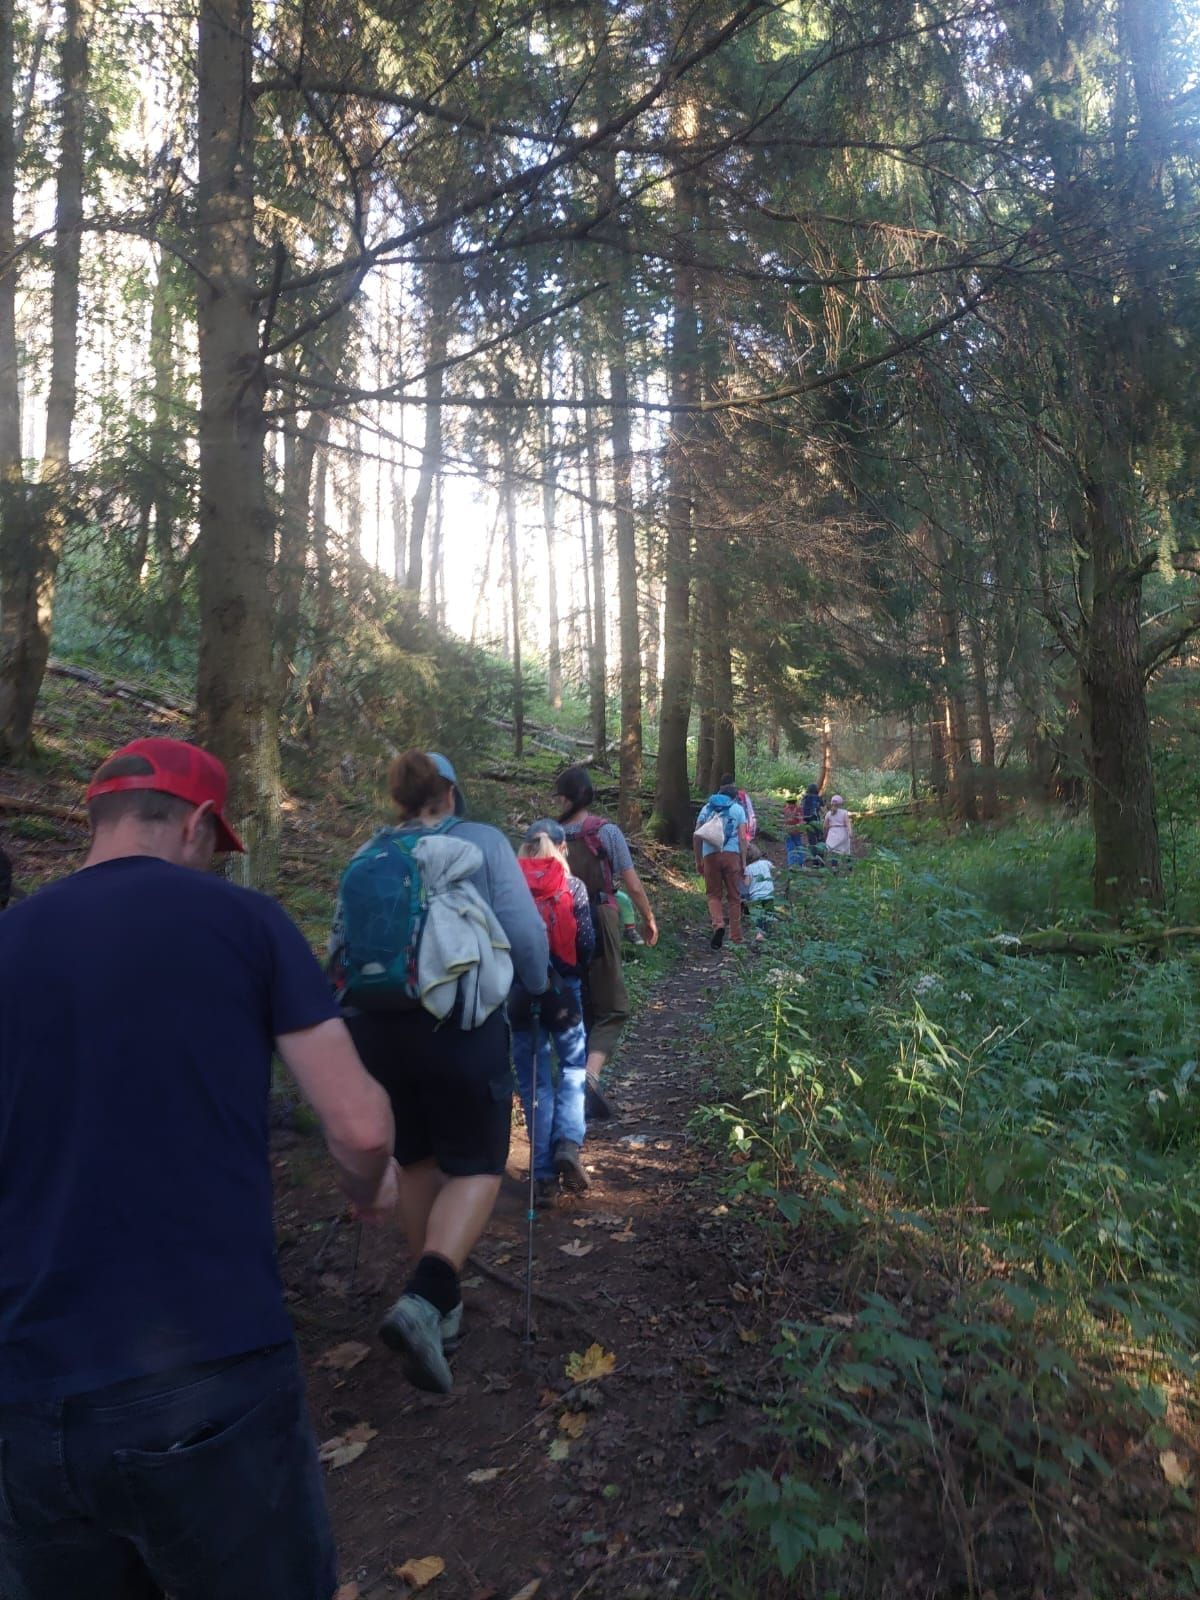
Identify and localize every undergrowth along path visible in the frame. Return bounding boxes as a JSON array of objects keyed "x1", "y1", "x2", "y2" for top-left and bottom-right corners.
[{"x1": 279, "y1": 930, "x2": 785, "y2": 1600}]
